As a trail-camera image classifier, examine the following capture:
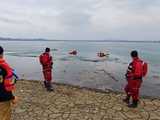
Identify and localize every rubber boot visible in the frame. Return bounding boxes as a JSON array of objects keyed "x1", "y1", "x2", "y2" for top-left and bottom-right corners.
[
  {"x1": 46, "y1": 81, "x2": 54, "y2": 92},
  {"x1": 123, "y1": 96, "x2": 130, "y2": 104},
  {"x1": 128, "y1": 100, "x2": 138, "y2": 108},
  {"x1": 44, "y1": 81, "x2": 47, "y2": 88}
]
